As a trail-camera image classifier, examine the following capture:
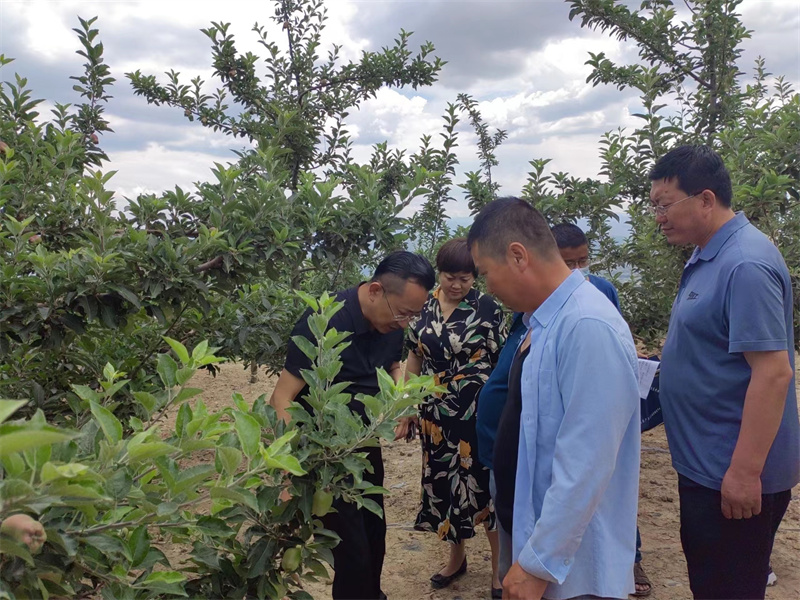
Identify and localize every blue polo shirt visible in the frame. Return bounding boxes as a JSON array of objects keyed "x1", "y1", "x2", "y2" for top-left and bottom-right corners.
[
  {"x1": 476, "y1": 312, "x2": 526, "y2": 469},
  {"x1": 588, "y1": 274, "x2": 621, "y2": 312},
  {"x1": 660, "y1": 212, "x2": 800, "y2": 493}
]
